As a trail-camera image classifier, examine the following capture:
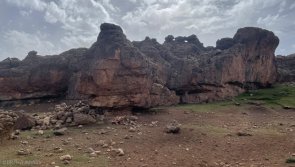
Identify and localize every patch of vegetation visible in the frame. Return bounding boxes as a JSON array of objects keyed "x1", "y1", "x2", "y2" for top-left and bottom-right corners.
[
  {"x1": 151, "y1": 84, "x2": 294, "y2": 112},
  {"x1": 234, "y1": 84, "x2": 295, "y2": 108},
  {"x1": 172, "y1": 101, "x2": 233, "y2": 112},
  {"x1": 252, "y1": 128, "x2": 283, "y2": 137},
  {"x1": 286, "y1": 157, "x2": 295, "y2": 163}
]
